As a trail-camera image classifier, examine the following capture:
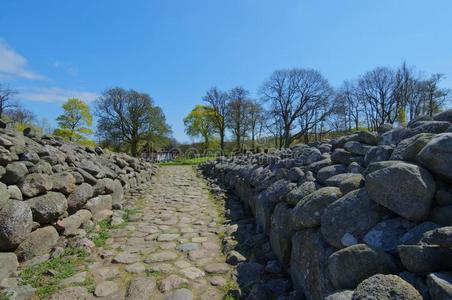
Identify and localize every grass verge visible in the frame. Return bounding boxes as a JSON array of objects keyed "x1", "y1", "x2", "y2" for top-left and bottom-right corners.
[
  {"x1": 157, "y1": 156, "x2": 216, "y2": 166},
  {"x1": 20, "y1": 247, "x2": 89, "y2": 299}
]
